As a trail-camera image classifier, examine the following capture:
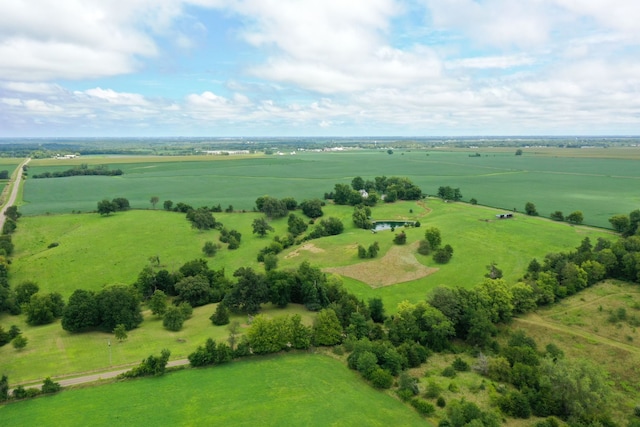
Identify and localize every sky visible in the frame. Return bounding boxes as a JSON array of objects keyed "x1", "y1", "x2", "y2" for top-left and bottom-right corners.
[{"x1": 1, "y1": 0, "x2": 640, "y2": 137}]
